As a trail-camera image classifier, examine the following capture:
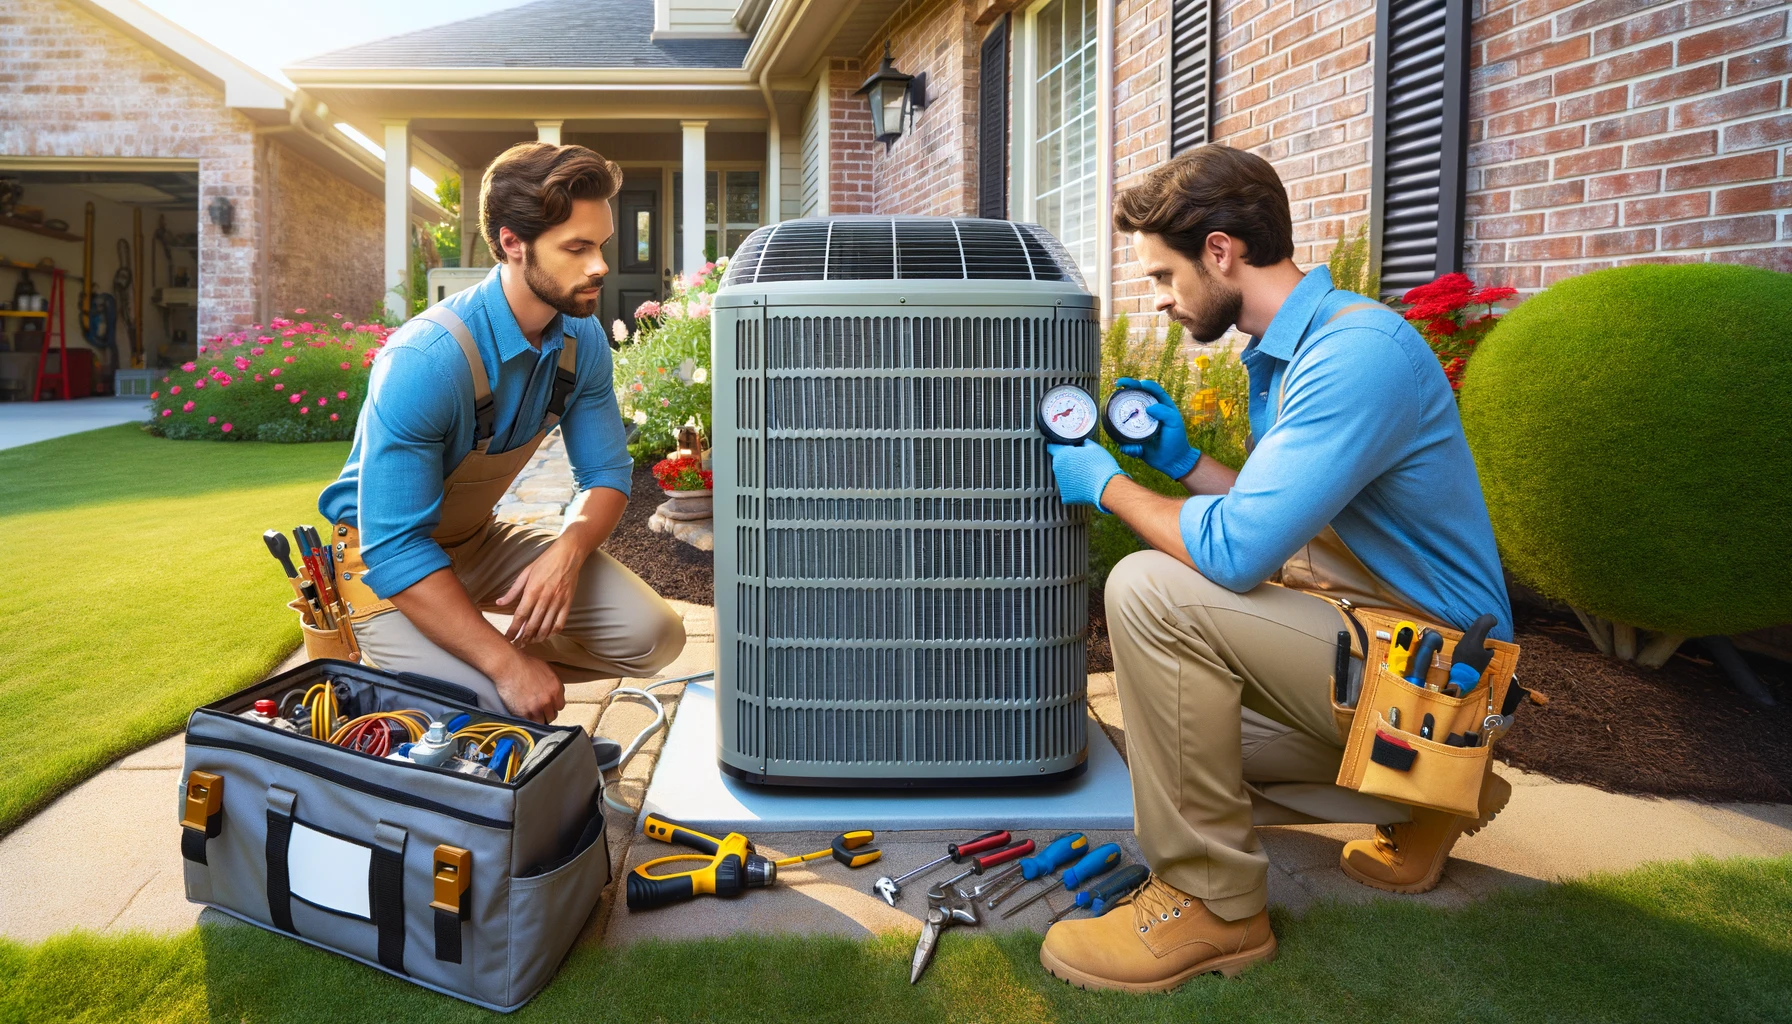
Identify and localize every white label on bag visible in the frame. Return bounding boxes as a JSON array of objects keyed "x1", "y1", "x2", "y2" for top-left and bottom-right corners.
[{"x1": 288, "y1": 822, "x2": 372, "y2": 919}]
